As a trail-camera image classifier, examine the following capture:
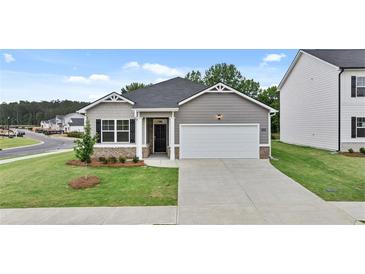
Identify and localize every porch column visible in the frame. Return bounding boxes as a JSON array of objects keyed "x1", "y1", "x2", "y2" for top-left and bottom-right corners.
[
  {"x1": 169, "y1": 113, "x2": 175, "y2": 160},
  {"x1": 136, "y1": 115, "x2": 143, "y2": 159}
]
